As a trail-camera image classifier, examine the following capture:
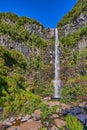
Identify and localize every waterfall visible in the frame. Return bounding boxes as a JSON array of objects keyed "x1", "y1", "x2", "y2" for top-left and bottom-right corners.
[{"x1": 54, "y1": 28, "x2": 61, "y2": 98}]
